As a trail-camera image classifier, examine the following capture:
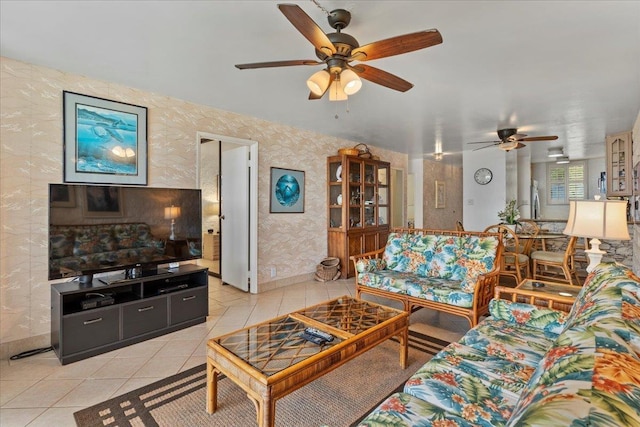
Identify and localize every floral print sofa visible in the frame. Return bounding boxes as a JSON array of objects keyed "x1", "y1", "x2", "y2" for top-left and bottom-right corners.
[
  {"x1": 357, "y1": 262, "x2": 640, "y2": 426},
  {"x1": 49, "y1": 223, "x2": 165, "y2": 279},
  {"x1": 352, "y1": 229, "x2": 503, "y2": 327}
]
